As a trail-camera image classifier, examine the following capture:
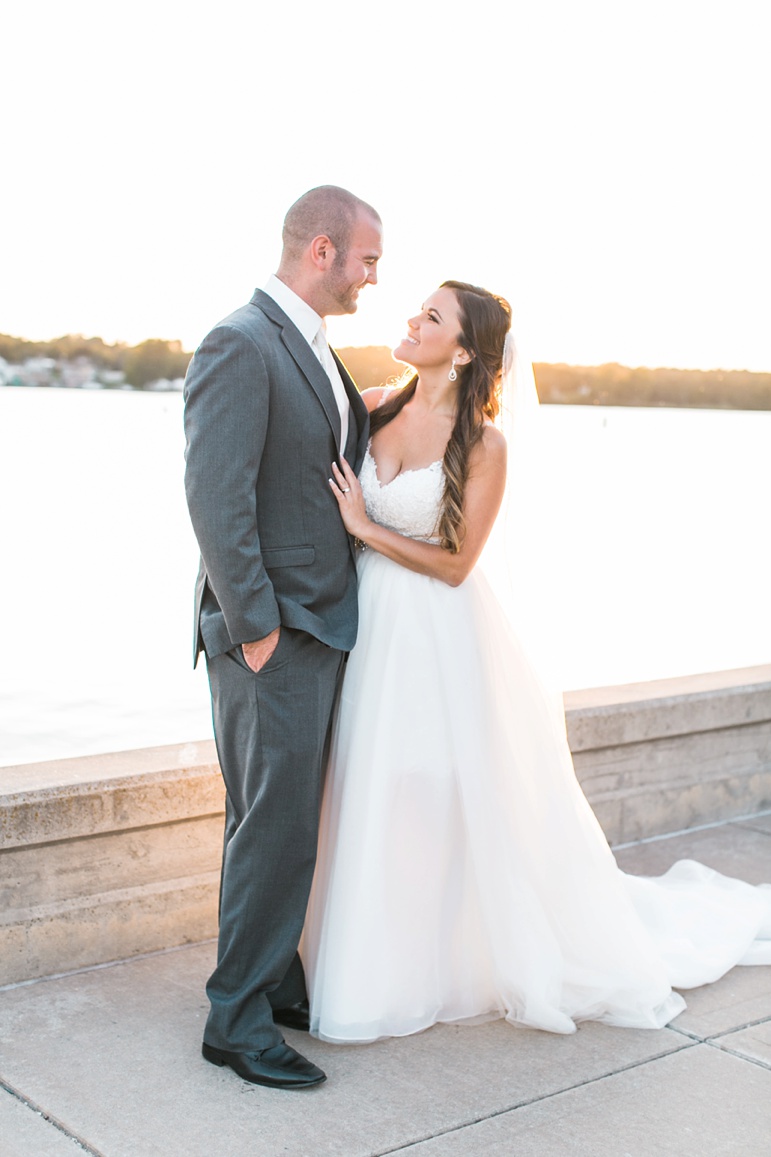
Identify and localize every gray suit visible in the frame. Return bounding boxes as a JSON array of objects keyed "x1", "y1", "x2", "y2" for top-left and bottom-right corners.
[{"x1": 184, "y1": 288, "x2": 368, "y2": 1051}]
